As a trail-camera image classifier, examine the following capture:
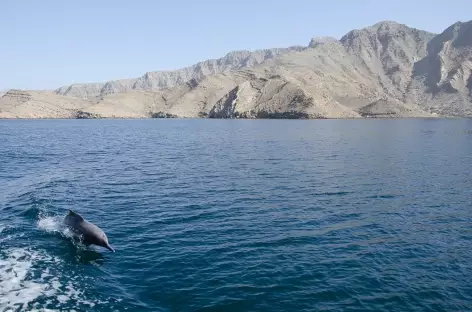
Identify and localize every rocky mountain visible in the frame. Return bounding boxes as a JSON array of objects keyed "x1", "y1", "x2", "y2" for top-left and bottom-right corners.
[
  {"x1": 54, "y1": 47, "x2": 305, "y2": 98},
  {"x1": 1, "y1": 20, "x2": 471, "y2": 119},
  {"x1": 340, "y1": 21, "x2": 436, "y2": 96},
  {"x1": 408, "y1": 21, "x2": 472, "y2": 115},
  {"x1": 0, "y1": 89, "x2": 93, "y2": 118}
]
